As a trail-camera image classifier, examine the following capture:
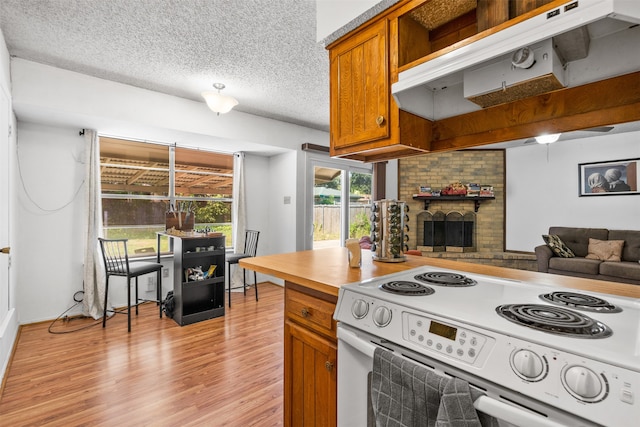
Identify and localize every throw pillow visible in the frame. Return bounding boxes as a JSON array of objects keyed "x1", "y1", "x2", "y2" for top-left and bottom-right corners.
[
  {"x1": 585, "y1": 238, "x2": 625, "y2": 262},
  {"x1": 542, "y1": 234, "x2": 575, "y2": 258}
]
